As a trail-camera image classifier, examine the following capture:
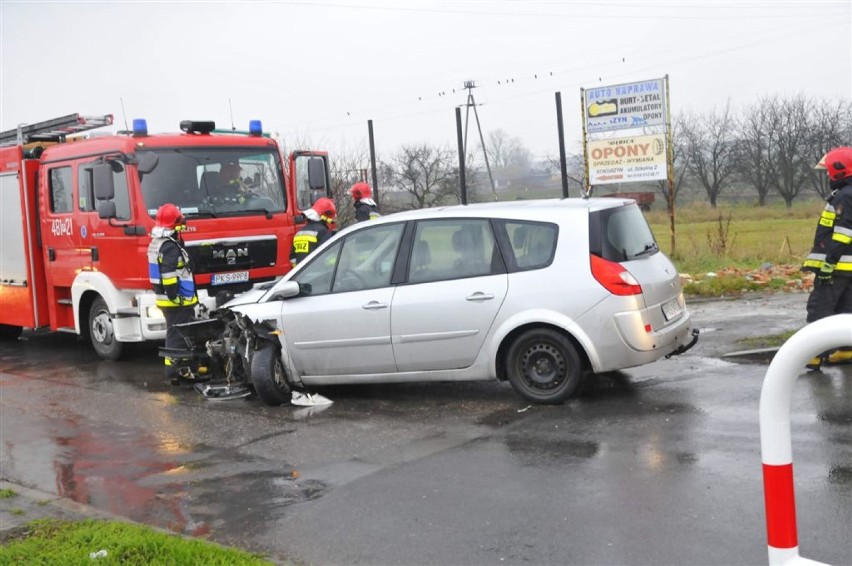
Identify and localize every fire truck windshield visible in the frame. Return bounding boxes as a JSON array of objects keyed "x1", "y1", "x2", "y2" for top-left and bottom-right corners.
[{"x1": 138, "y1": 148, "x2": 286, "y2": 217}]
